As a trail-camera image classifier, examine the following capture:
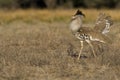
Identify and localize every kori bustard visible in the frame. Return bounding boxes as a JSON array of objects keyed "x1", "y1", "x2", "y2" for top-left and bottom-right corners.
[{"x1": 69, "y1": 10, "x2": 113, "y2": 60}]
